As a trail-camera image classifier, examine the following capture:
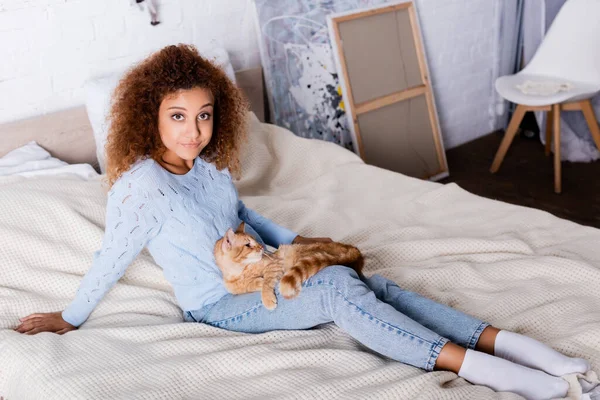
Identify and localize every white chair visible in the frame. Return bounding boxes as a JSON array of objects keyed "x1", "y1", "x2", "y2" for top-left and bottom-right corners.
[{"x1": 490, "y1": 0, "x2": 600, "y2": 193}]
